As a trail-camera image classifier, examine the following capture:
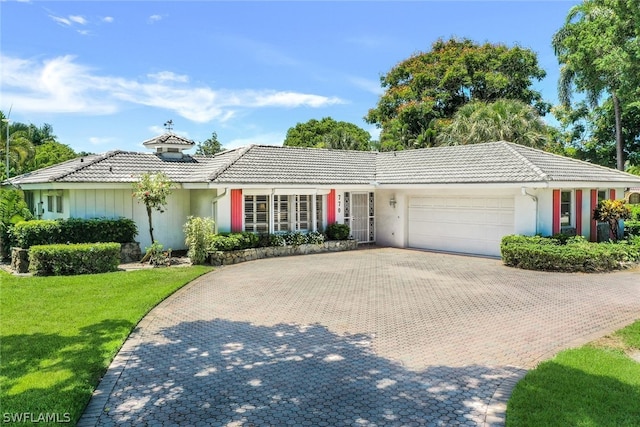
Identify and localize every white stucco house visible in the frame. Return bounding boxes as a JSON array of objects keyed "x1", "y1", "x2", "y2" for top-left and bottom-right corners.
[{"x1": 4, "y1": 133, "x2": 640, "y2": 257}]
